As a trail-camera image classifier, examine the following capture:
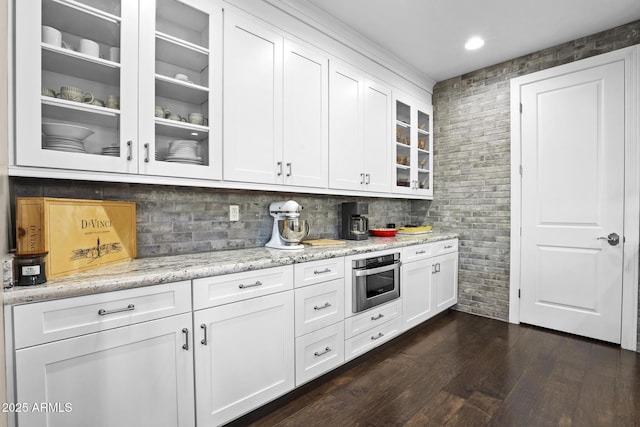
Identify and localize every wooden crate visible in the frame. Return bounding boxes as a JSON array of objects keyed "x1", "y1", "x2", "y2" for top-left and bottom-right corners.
[{"x1": 16, "y1": 198, "x2": 136, "y2": 279}]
